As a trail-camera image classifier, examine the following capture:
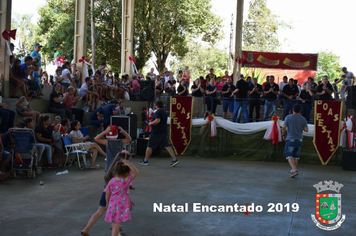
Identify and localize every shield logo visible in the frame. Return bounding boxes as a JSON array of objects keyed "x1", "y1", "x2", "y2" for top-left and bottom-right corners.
[
  {"x1": 247, "y1": 52, "x2": 254, "y2": 62},
  {"x1": 315, "y1": 193, "x2": 342, "y2": 224},
  {"x1": 311, "y1": 181, "x2": 346, "y2": 231}
]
